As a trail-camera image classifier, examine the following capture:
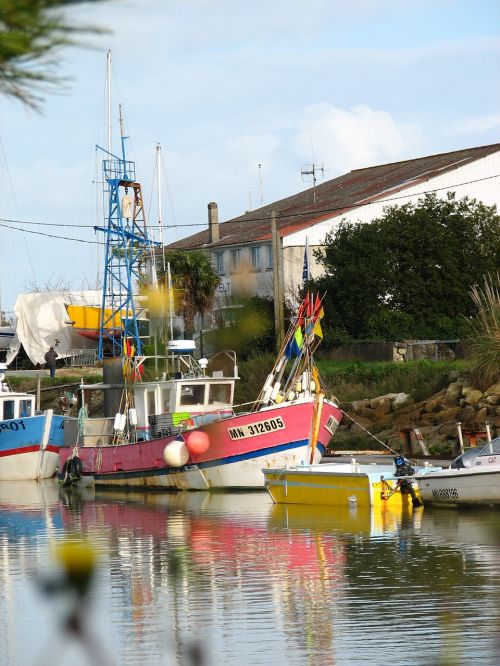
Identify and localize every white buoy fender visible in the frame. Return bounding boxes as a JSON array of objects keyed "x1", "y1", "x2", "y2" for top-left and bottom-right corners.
[
  {"x1": 270, "y1": 381, "x2": 281, "y2": 400},
  {"x1": 163, "y1": 439, "x2": 190, "y2": 467},
  {"x1": 114, "y1": 412, "x2": 125, "y2": 432},
  {"x1": 262, "y1": 373, "x2": 274, "y2": 392},
  {"x1": 261, "y1": 385, "x2": 273, "y2": 405},
  {"x1": 128, "y1": 408, "x2": 138, "y2": 426}
]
